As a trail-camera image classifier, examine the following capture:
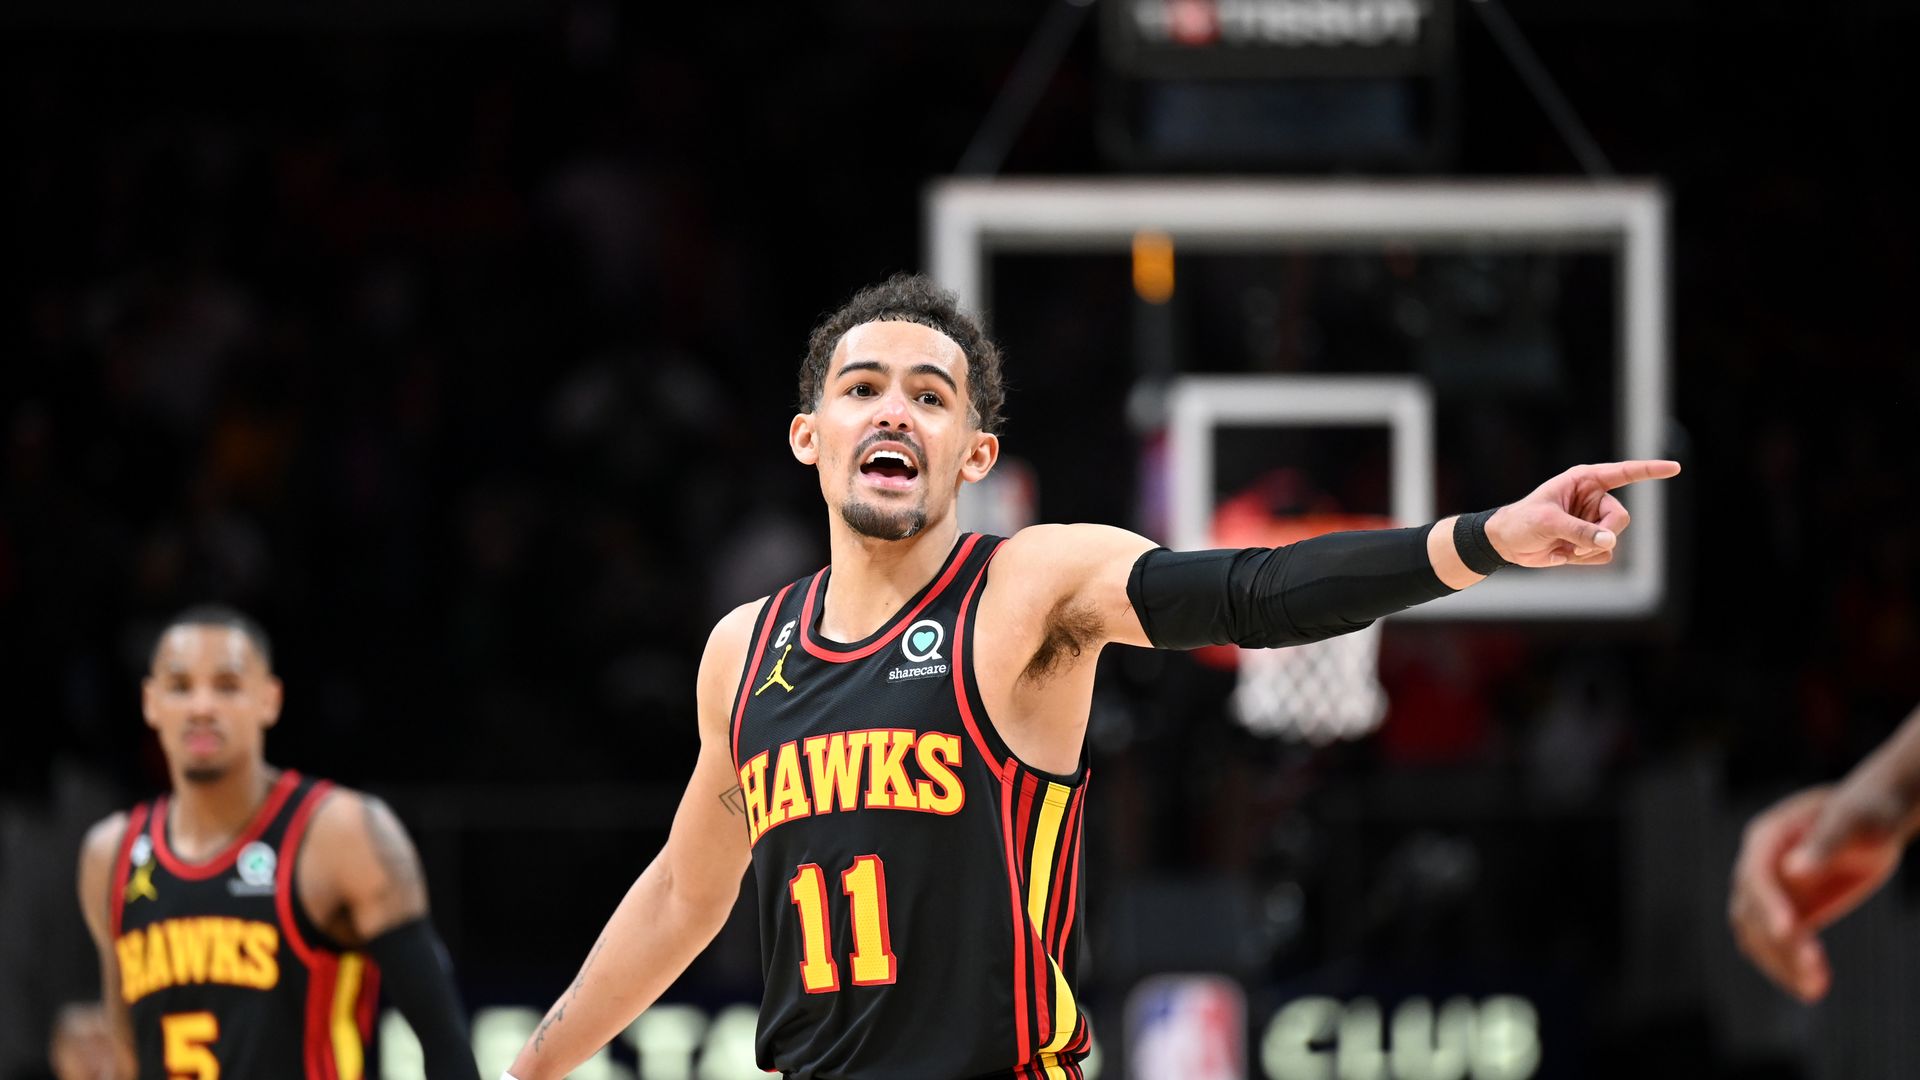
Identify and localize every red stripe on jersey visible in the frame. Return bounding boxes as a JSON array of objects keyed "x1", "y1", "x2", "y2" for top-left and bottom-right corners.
[
  {"x1": 1056, "y1": 771, "x2": 1088, "y2": 974},
  {"x1": 108, "y1": 804, "x2": 150, "y2": 940},
  {"x1": 1044, "y1": 784, "x2": 1085, "y2": 952},
  {"x1": 1058, "y1": 807, "x2": 1091, "y2": 1057},
  {"x1": 950, "y1": 547, "x2": 1011, "y2": 784},
  {"x1": 1015, "y1": 773, "x2": 1050, "y2": 1044},
  {"x1": 1014, "y1": 773, "x2": 1038, "y2": 879},
  {"x1": 275, "y1": 780, "x2": 337, "y2": 968},
  {"x1": 732, "y1": 585, "x2": 793, "y2": 769},
  {"x1": 305, "y1": 952, "x2": 339, "y2": 1080},
  {"x1": 357, "y1": 962, "x2": 381, "y2": 1040},
  {"x1": 1030, "y1": 925, "x2": 1051, "y2": 1048},
  {"x1": 150, "y1": 770, "x2": 301, "y2": 880},
  {"x1": 798, "y1": 533, "x2": 983, "y2": 662},
  {"x1": 1000, "y1": 765, "x2": 1032, "y2": 1066}
]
